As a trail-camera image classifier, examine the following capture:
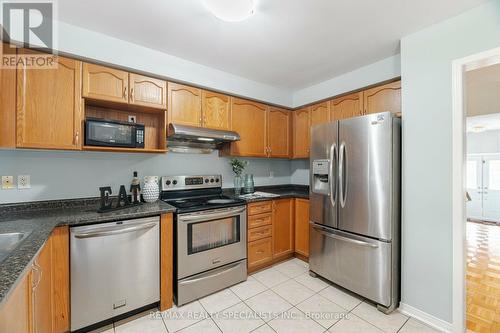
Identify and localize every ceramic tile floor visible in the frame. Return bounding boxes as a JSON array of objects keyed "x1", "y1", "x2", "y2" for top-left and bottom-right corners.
[{"x1": 91, "y1": 258, "x2": 441, "y2": 333}]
